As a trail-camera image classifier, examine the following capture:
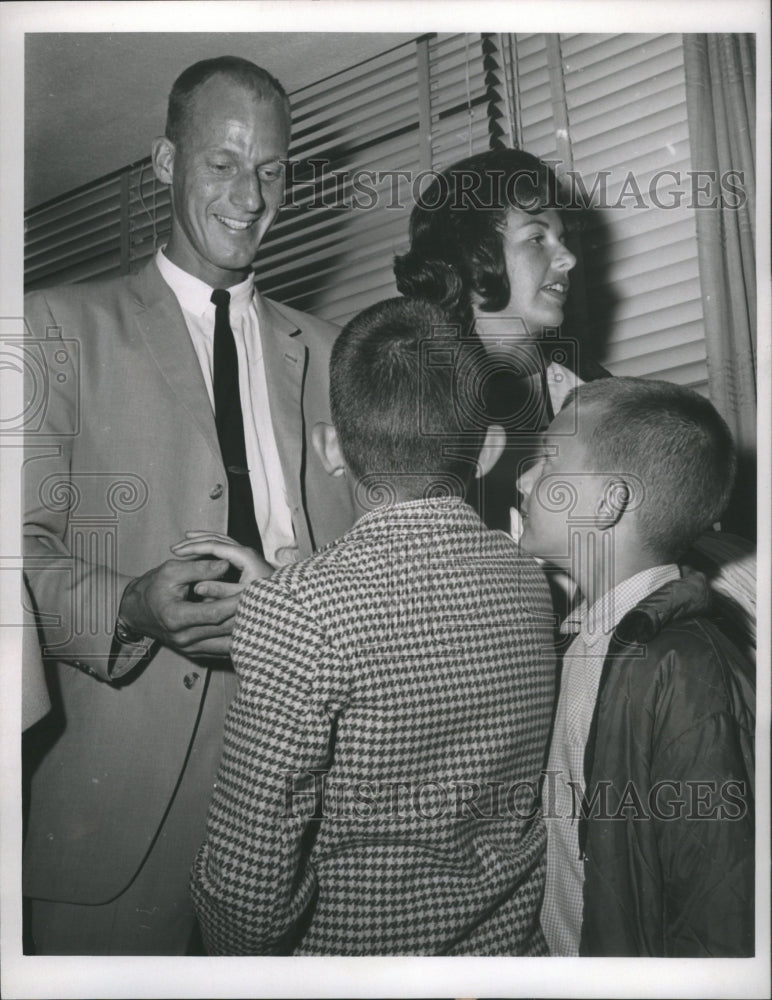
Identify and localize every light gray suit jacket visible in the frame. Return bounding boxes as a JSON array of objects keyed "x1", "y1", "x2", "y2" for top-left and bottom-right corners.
[{"x1": 22, "y1": 259, "x2": 354, "y2": 903}]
